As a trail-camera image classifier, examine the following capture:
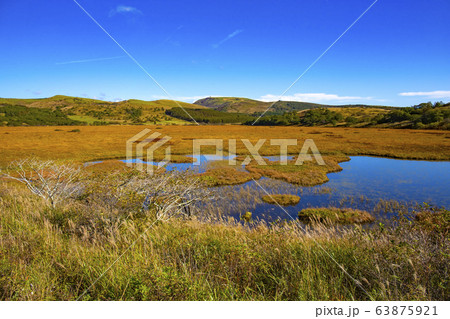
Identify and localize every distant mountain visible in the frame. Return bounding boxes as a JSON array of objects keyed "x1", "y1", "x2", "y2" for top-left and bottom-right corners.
[
  {"x1": 2, "y1": 95, "x2": 447, "y2": 129},
  {"x1": 194, "y1": 97, "x2": 393, "y2": 114},
  {"x1": 194, "y1": 97, "x2": 272, "y2": 113}
]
